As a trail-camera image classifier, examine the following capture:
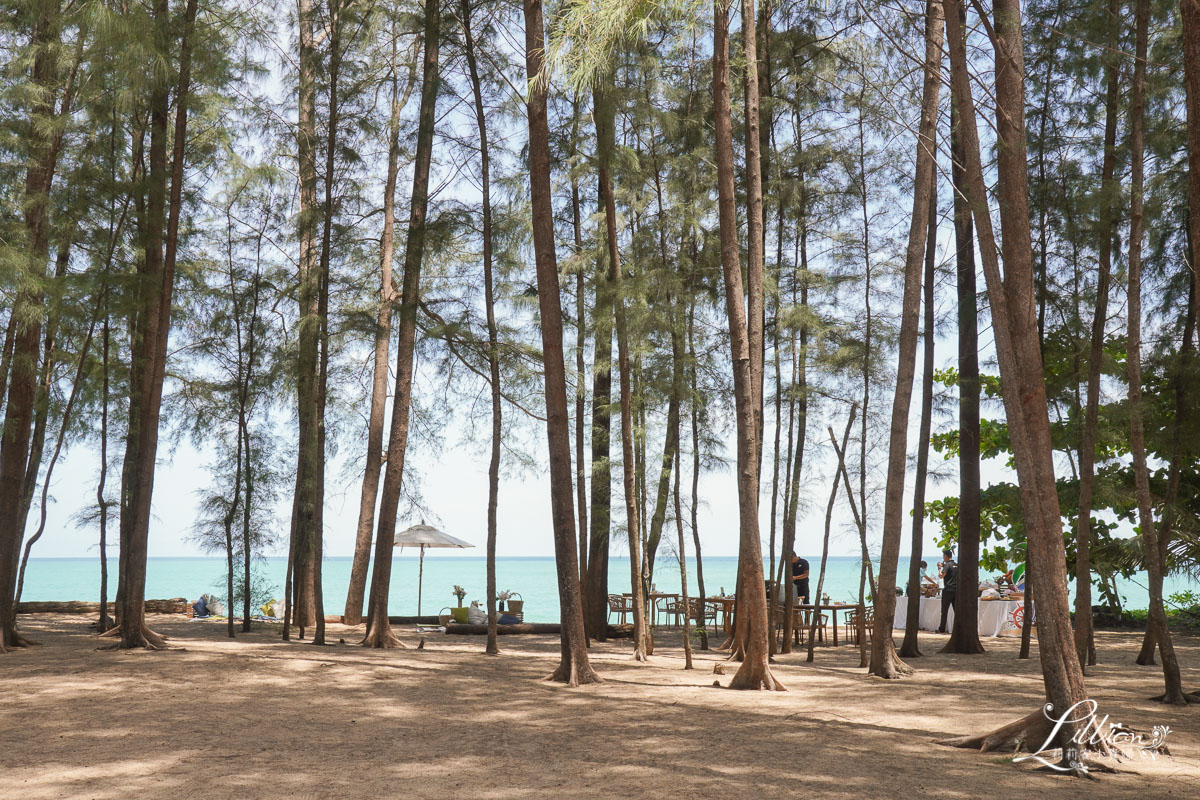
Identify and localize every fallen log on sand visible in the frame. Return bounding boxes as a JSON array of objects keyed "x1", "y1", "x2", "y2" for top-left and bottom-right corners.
[
  {"x1": 328, "y1": 615, "x2": 440, "y2": 625},
  {"x1": 445, "y1": 622, "x2": 635, "y2": 637},
  {"x1": 17, "y1": 599, "x2": 188, "y2": 614},
  {"x1": 445, "y1": 622, "x2": 561, "y2": 635}
]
